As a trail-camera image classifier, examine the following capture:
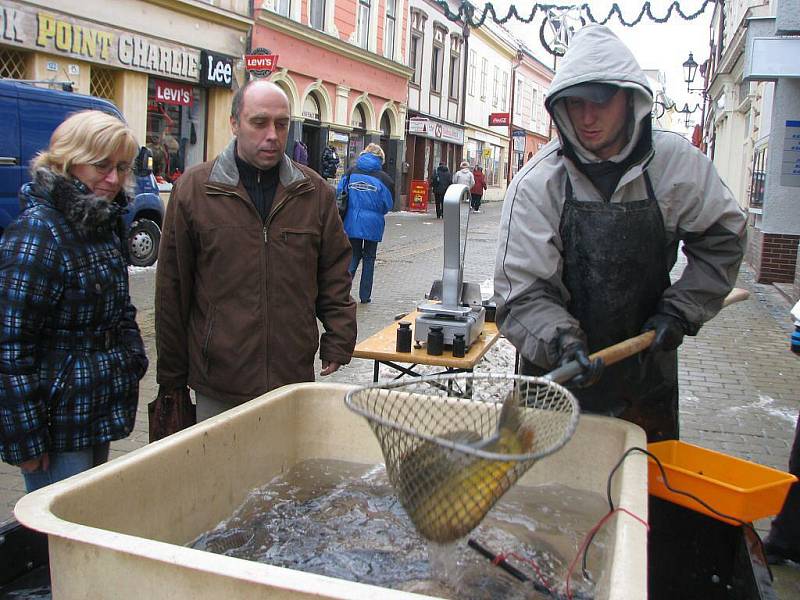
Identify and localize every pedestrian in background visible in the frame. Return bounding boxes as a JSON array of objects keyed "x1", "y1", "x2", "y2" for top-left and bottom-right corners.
[
  {"x1": 155, "y1": 80, "x2": 356, "y2": 421},
  {"x1": 453, "y1": 160, "x2": 475, "y2": 191},
  {"x1": 0, "y1": 110, "x2": 148, "y2": 492},
  {"x1": 338, "y1": 143, "x2": 394, "y2": 304},
  {"x1": 470, "y1": 165, "x2": 487, "y2": 213},
  {"x1": 494, "y1": 24, "x2": 746, "y2": 442},
  {"x1": 763, "y1": 298, "x2": 800, "y2": 564},
  {"x1": 430, "y1": 161, "x2": 452, "y2": 219},
  {"x1": 321, "y1": 145, "x2": 340, "y2": 179}
]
